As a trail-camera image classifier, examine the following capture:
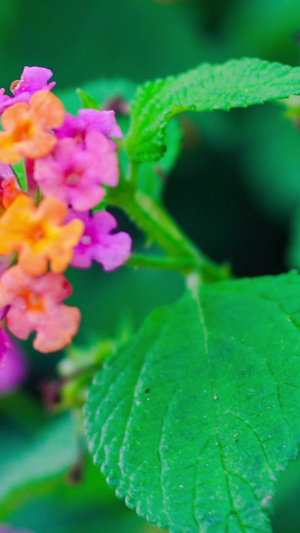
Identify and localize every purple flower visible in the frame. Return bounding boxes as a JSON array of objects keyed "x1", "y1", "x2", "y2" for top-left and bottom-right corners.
[
  {"x1": 34, "y1": 132, "x2": 119, "y2": 211},
  {"x1": 0, "y1": 163, "x2": 15, "y2": 180},
  {"x1": 0, "y1": 66, "x2": 55, "y2": 114},
  {"x1": 0, "y1": 328, "x2": 27, "y2": 394},
  {"x1": 68, "y1": 210, "x2": 132, "y2": 271},
  {"x1": 56, "y1": 109, "x2": 123, "y2": 140},
  {"x1": 11, "y1": 66, "x2": 55, "y2": 96},
  {"x1": 0, "y1": 89, "x2": 10, "y2": 114}
]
